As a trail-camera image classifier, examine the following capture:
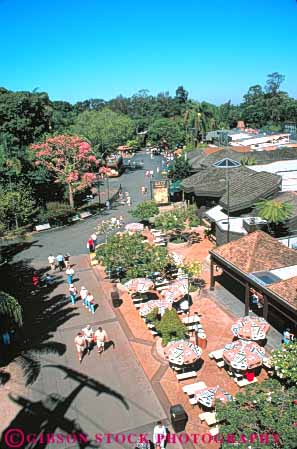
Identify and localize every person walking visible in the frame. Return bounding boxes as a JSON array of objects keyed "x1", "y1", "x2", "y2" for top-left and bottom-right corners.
[
  {"x1": 48, "y1": 254, "x2": 56, "y2": 271},
  {"x1": 66, "y1": 266, "x2": 75, "y2": 284},
  {"x1": 64, "y1": 254, "x2": 71, "y2": 269},
  {"x1": 69, "y1": 284, "x2": 77, "y2": 304},
  {"x1": 94, "y1": 327, "x2": 108, "y2": 354},
  {"x1": 87, "y1": 238, "x2": 95, "y2": 253},
  {"x1": 127, "y1": 196, "x2": 132, "y2": 207},
  {"x1": 86, "y1": 292, "x2": 96, "y2": 314},
  {"x1": 153, "y1": 421, "x2": 167, "y2": 449},
  {"x1": 74, "y1": 332, "x2": 86, "y2": 363},
  {"x1": 56, "y1": 254, "x2": 65, "y2": 271},
  {"x1": 32, "y1": 271, "x2": 39, "y2": 290},
  {"x1": 91, "y1": 232, "x2": 97, "y2": 248},
  {"x1": 80, "y1": 286, "x2": 88, "y2": 306},
  {"x1": 82, "y1": 324, "x2": 94, "y2": 354},
  {"x1": 156, "y1": 167, "x2": 160, "y2": 174}
]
